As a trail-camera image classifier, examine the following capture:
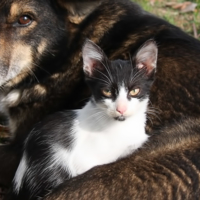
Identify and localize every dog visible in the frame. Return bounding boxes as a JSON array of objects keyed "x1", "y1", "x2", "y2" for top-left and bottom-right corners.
[
  {"x1": 0, "y1": 0, "x2": 91, "y2": 187},
  {"x1": 2, "y1": 0, "x2": 200, "y2": 198}
]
